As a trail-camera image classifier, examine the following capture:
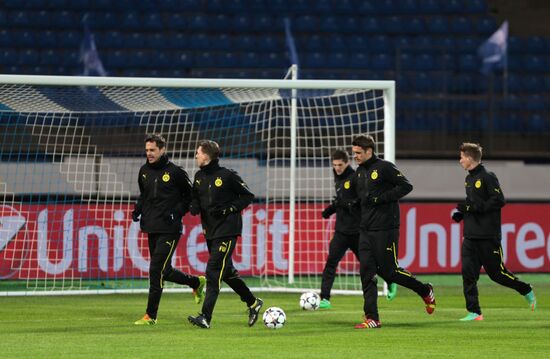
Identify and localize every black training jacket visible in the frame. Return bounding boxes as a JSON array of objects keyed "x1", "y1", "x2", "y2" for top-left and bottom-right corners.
[
  {"x1": 353, "y1": 154, "x2": 413, "y2": 231},
  {"x1": 191, "y1": 159, "x2": 254, "y2": 240},
  {"x1": 323, "y1": 166, "x2": 361, "y2": 235},
  {"x1": 462, "y1": 164, "x2": 505, "y2": 240},
  {"x1": 134, "y1": 155, "x2": 192, "y2": 234}
]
